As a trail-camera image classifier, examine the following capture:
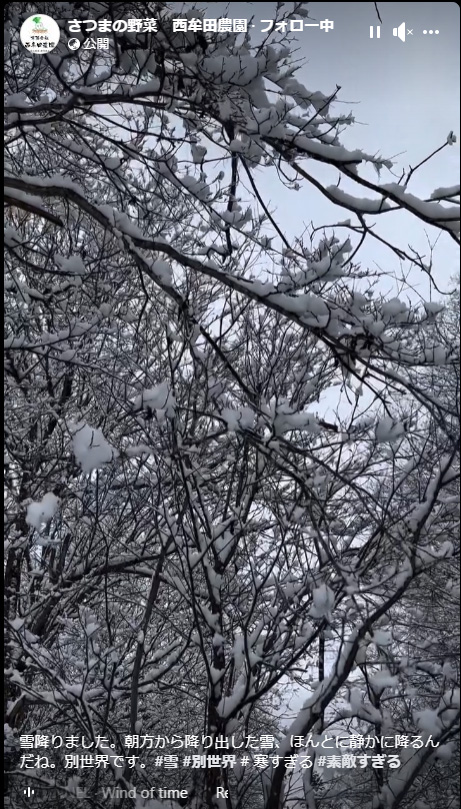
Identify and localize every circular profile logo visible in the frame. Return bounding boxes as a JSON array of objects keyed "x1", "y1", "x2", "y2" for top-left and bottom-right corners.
[{"x1": 20, "y1": 14, "x2": 61, "y2": 54}]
